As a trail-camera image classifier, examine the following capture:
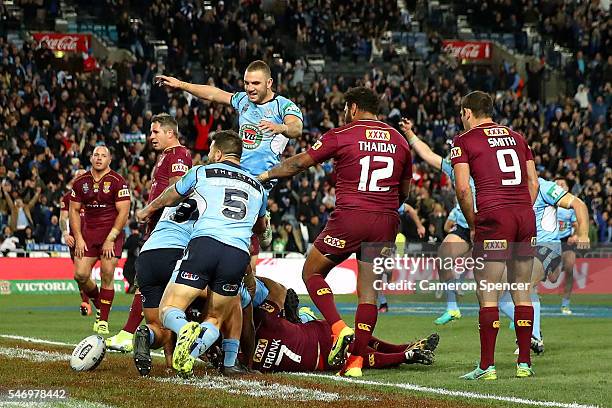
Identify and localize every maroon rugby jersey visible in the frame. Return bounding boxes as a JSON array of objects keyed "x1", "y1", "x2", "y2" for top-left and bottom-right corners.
[
  {"x1": 147, "y1": 145, "x2": 192, "y2": 233},
  {"x1": 450, "y1": 122, "x2": 533, "y2": 213},
  {"x1": 251, "y1": 303, "x2": 331, "y2": 373},
  {"x1": 70, "y1": 170, "x2": 130, "y2": 231},
  {"x1": 307, "y1": 119, "x2": 412, "y2": 215}
]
